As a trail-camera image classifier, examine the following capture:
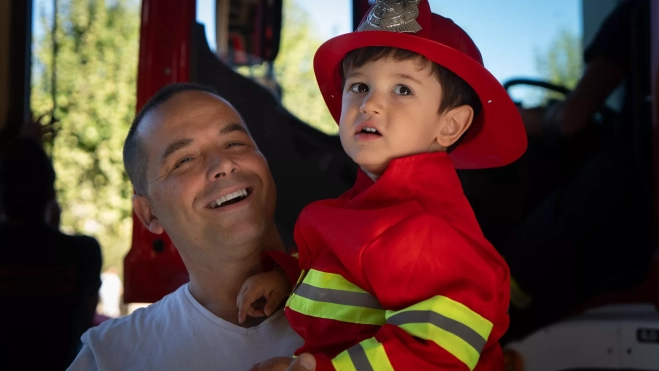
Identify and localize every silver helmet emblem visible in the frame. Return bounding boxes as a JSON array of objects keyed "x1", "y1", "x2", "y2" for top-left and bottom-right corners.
[{"x1": 357, "y1": 0, "x2": 422, "y2": 33}]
